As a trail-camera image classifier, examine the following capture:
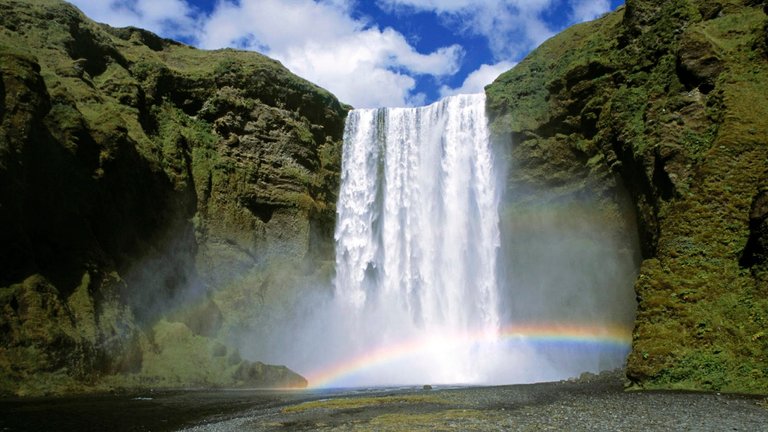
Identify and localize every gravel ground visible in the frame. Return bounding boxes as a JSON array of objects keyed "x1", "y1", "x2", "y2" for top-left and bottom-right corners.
[
  {"x1": 2, "y1": 373, "x2": 766, "y2": 431},
  {"x1": 181, "y1": 373, "x2": 768, "y2": 431}
]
